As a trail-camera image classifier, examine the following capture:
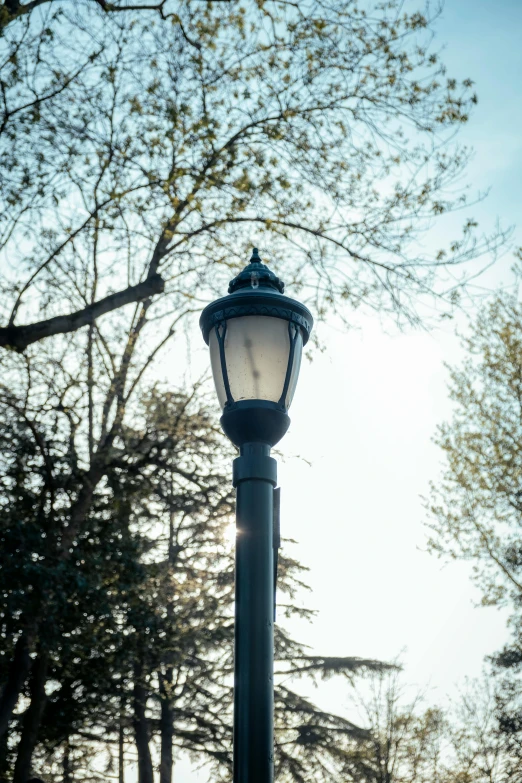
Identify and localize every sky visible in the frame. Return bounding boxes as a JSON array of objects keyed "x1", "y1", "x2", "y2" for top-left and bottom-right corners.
[{"x1": 140, "y1": 1, "x2": 522, "y2": 779}]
